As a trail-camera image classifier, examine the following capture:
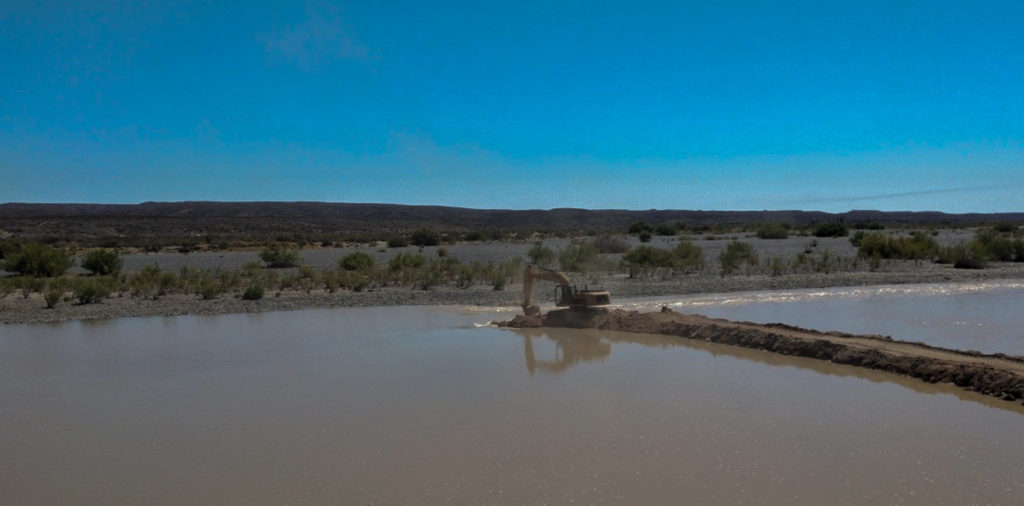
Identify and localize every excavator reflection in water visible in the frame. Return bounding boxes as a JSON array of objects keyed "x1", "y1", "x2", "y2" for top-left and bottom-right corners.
[{"x1": 517, "y1": 328, "x2": 612, "y2": 374}]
